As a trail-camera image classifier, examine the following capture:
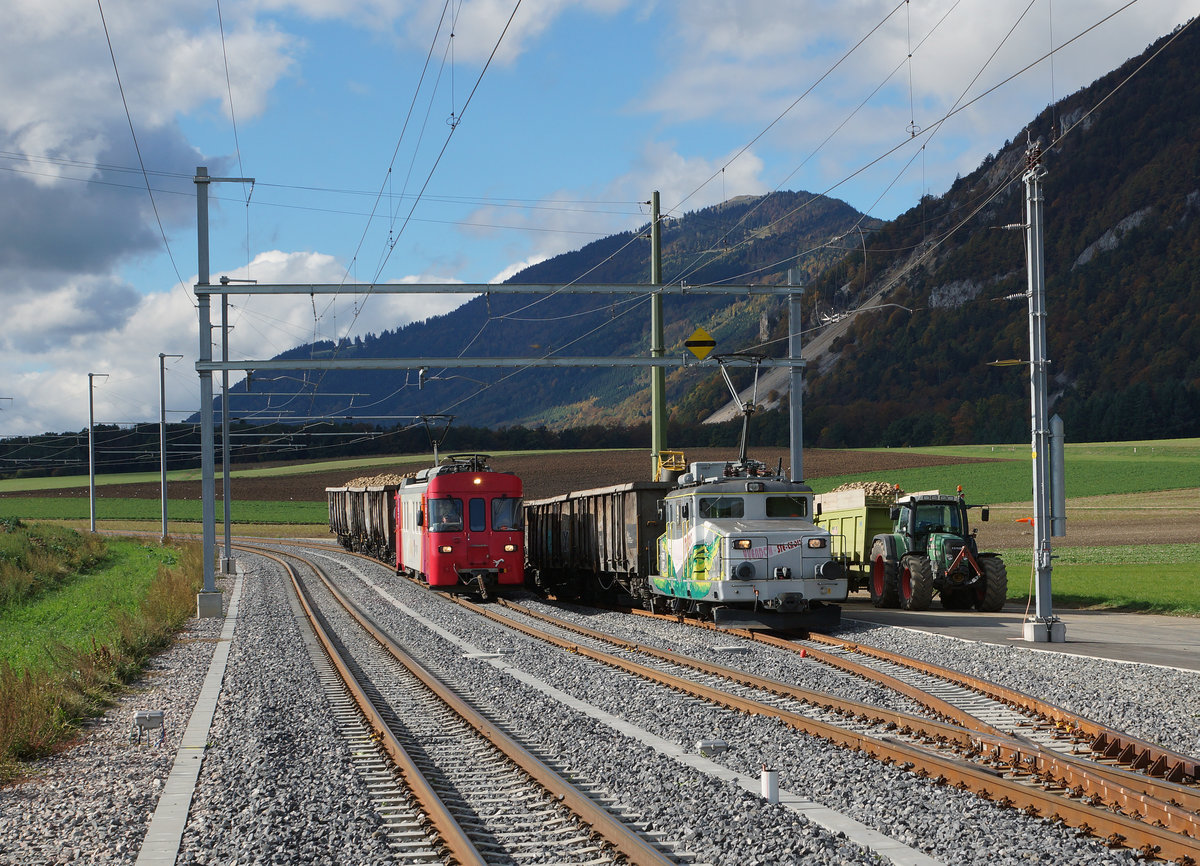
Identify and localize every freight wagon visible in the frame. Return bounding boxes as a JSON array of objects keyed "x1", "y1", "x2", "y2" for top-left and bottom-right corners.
[{"x1": 327, "y1": 481, "x2": 400, "y2": 562}]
